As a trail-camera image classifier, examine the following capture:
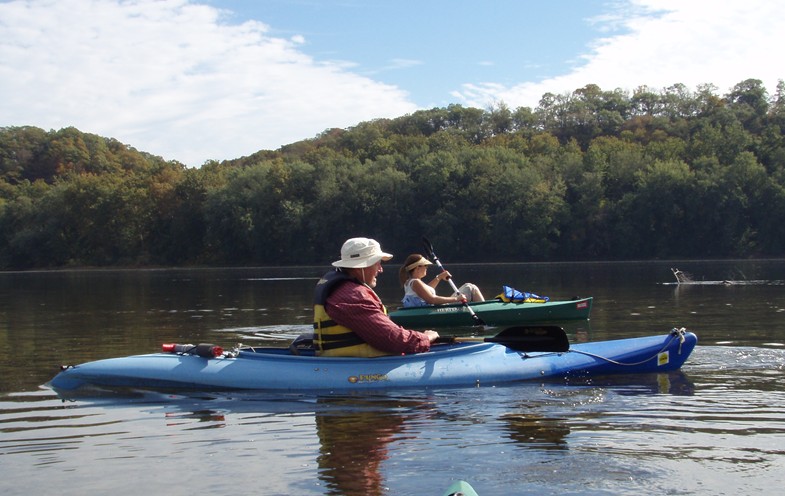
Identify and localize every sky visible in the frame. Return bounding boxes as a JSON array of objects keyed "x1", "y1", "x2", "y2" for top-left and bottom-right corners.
[{"x1": 1, "y1": 0, "x2": 783, "y2": 167}]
